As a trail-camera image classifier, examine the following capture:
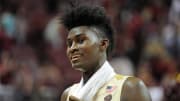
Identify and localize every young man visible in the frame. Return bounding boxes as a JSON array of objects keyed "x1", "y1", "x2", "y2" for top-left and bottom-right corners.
[{"x1": 61, "y1": 5, "x2": 151, "y2": 101}]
